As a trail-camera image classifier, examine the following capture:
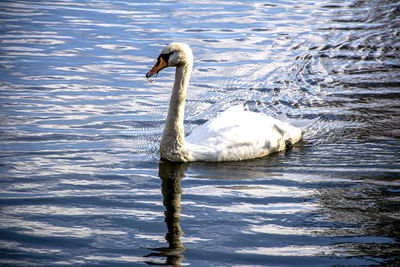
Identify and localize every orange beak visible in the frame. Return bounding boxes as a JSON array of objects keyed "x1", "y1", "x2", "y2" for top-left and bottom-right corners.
[{"x1": 146, "y1": 57, "x2": 168, "y2": 78}]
